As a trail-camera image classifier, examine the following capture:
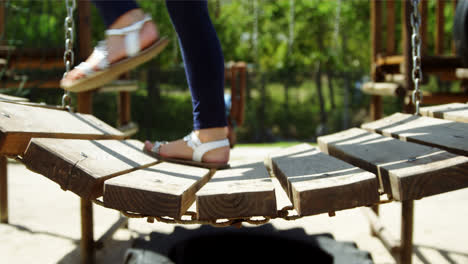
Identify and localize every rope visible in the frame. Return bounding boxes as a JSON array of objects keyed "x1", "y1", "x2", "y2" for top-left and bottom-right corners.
[{"x1": 92, "y1": 198, "x2": 302, "y2": 227}]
